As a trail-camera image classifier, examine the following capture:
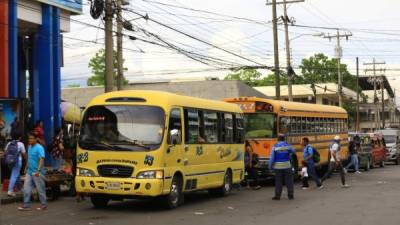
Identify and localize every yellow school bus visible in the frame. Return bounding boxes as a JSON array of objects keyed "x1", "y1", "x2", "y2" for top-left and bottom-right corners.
[
  {"x1": 75, "y1": 90, "x2": 245, "y2": 208},
  {"x1": 224, "y1": 97, "x2": 349, "y2": 178}
]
